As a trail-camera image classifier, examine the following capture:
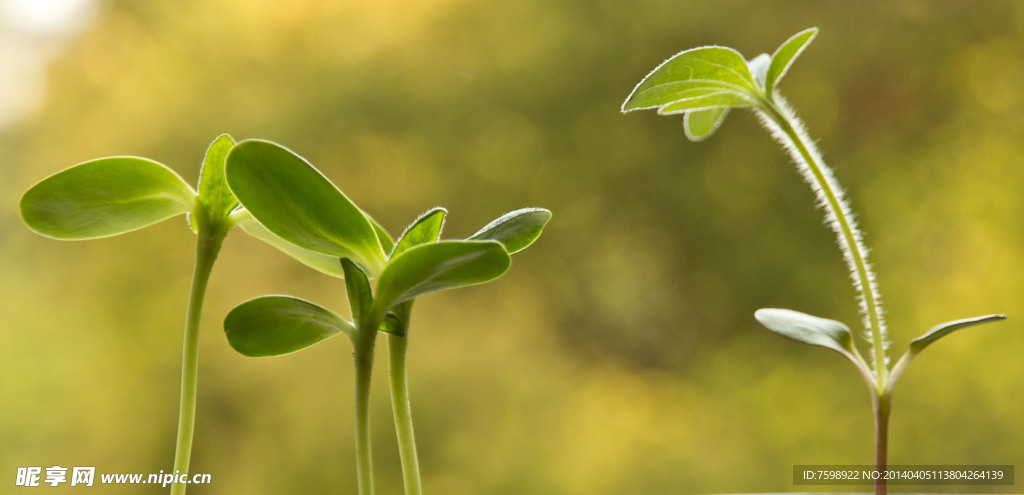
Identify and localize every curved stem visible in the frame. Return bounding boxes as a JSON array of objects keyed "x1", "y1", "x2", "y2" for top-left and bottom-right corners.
[
  {"x1": 170, "y1": 231, "x2": 225, "y2": 495},
  {"x1": 388, "y1": 333, "x2": 423, "y2": 495},
  {"x1": 758, "y1": 95, "x2": 893, "y2": 495},
  {"x1": 757, "y1": 98, "x2": 889, "y2": 391},
  {"x1": 353, "y1": 329, "x2": 378, "y2": 495}
]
